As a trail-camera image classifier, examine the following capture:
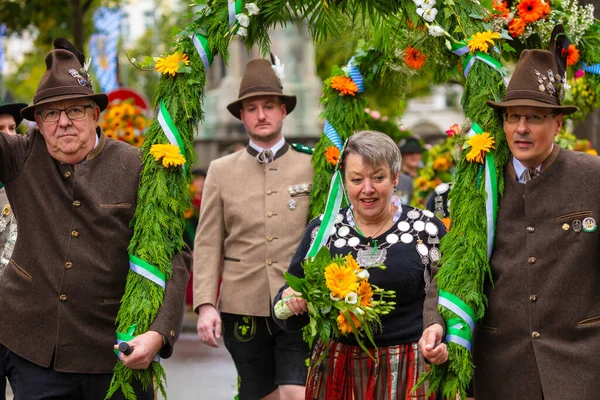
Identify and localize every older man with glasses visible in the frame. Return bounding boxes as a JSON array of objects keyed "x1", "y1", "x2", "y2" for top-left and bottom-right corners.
[
  {"x1": 420, "y1": 49, "x2": 600, "y2": 399},
  {"x1": 0, "y1": 38, "x2": 190, "y2": 399}
]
